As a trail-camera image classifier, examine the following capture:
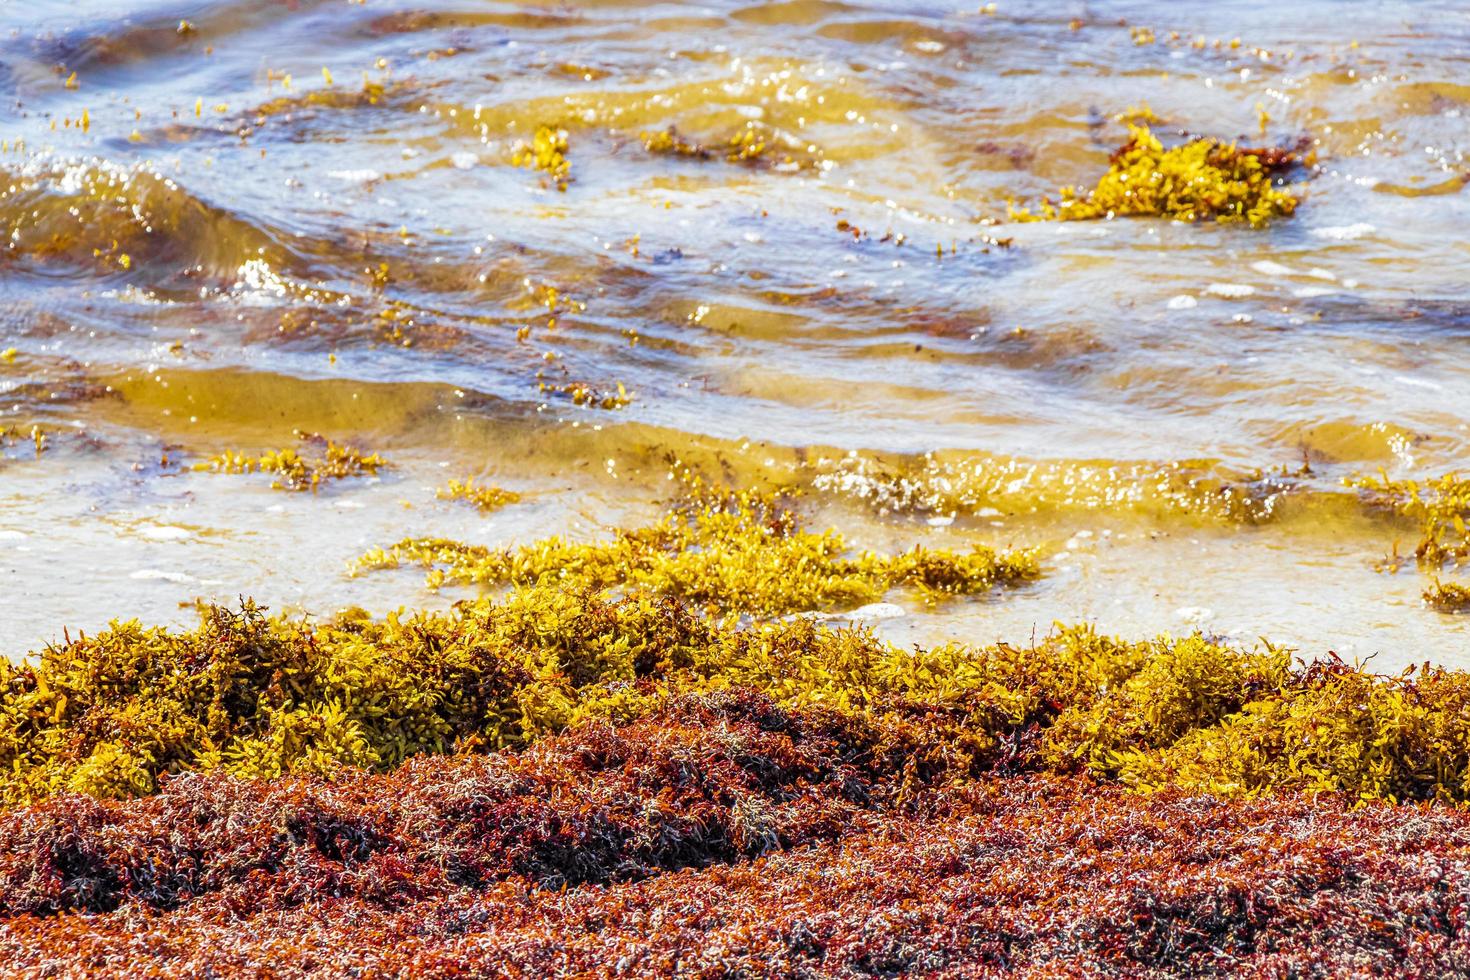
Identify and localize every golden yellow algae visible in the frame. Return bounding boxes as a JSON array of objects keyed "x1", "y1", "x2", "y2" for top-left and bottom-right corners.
[
  {"x1": 1010, "y1": 124, "x2": 1301, "y2": 226},
  {"x1": 1425, "y1": 579, "x2": 1470, "y2": 612},
  {"x1": 0, "y1": 593, "x2": 702, "y2": 803},
  {"x1": 641, "y1": 122, "x2": 814, "y2": 170},
  {"x1": 1113, "y1": 103, "x2": 1162, "y2": 126},
  {"x1": 193, "y1": 433, "x2": 386, "y2": 492},
  {"x1": 725, "y1": 127, "x2": 771, "y2": 164},
  {"x1": 1, "y1": 424, "x2": 50, "y2": 458},
  {"x1": 1345, "y1": 472, "x2": 1470, "y2": 611},
  {"x1": 10, "y1": 589, "x2": 1470, "y2": 807},
  {"x1": 536, "y1": 379, "x2": 632, "y2": 409},
  {"x1": 1348, "y1": 470, "x2": 1470, "y2": 568},
  {"x1": 438, "y1": 478, "x2": 521, "y2": 514},
  {"x1": 512, "y1": 125, "x2": 570, "y2": 190},
  {"x1": 250, "y1": 78, "x2": 402, "y2": 118},
  {"x1": 353, "y1": 483, "x2": 1039, "y2": 615},
  {"x1": 1040, "y1": 640, "x2": 1470, "y2": 803},
  {"x1": 641, "y1": 127, "x2": 713, "y2": 159}
]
